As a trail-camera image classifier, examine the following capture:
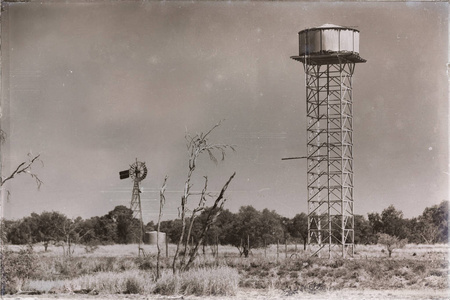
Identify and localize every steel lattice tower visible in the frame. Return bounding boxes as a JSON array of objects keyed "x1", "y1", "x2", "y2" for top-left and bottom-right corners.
[
  {"x1": 291, "y1": 25, "x2": 366, "y2": 258},
  {"x1": 130, "y1": 179, "x2": 144, "y2": 245}
]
